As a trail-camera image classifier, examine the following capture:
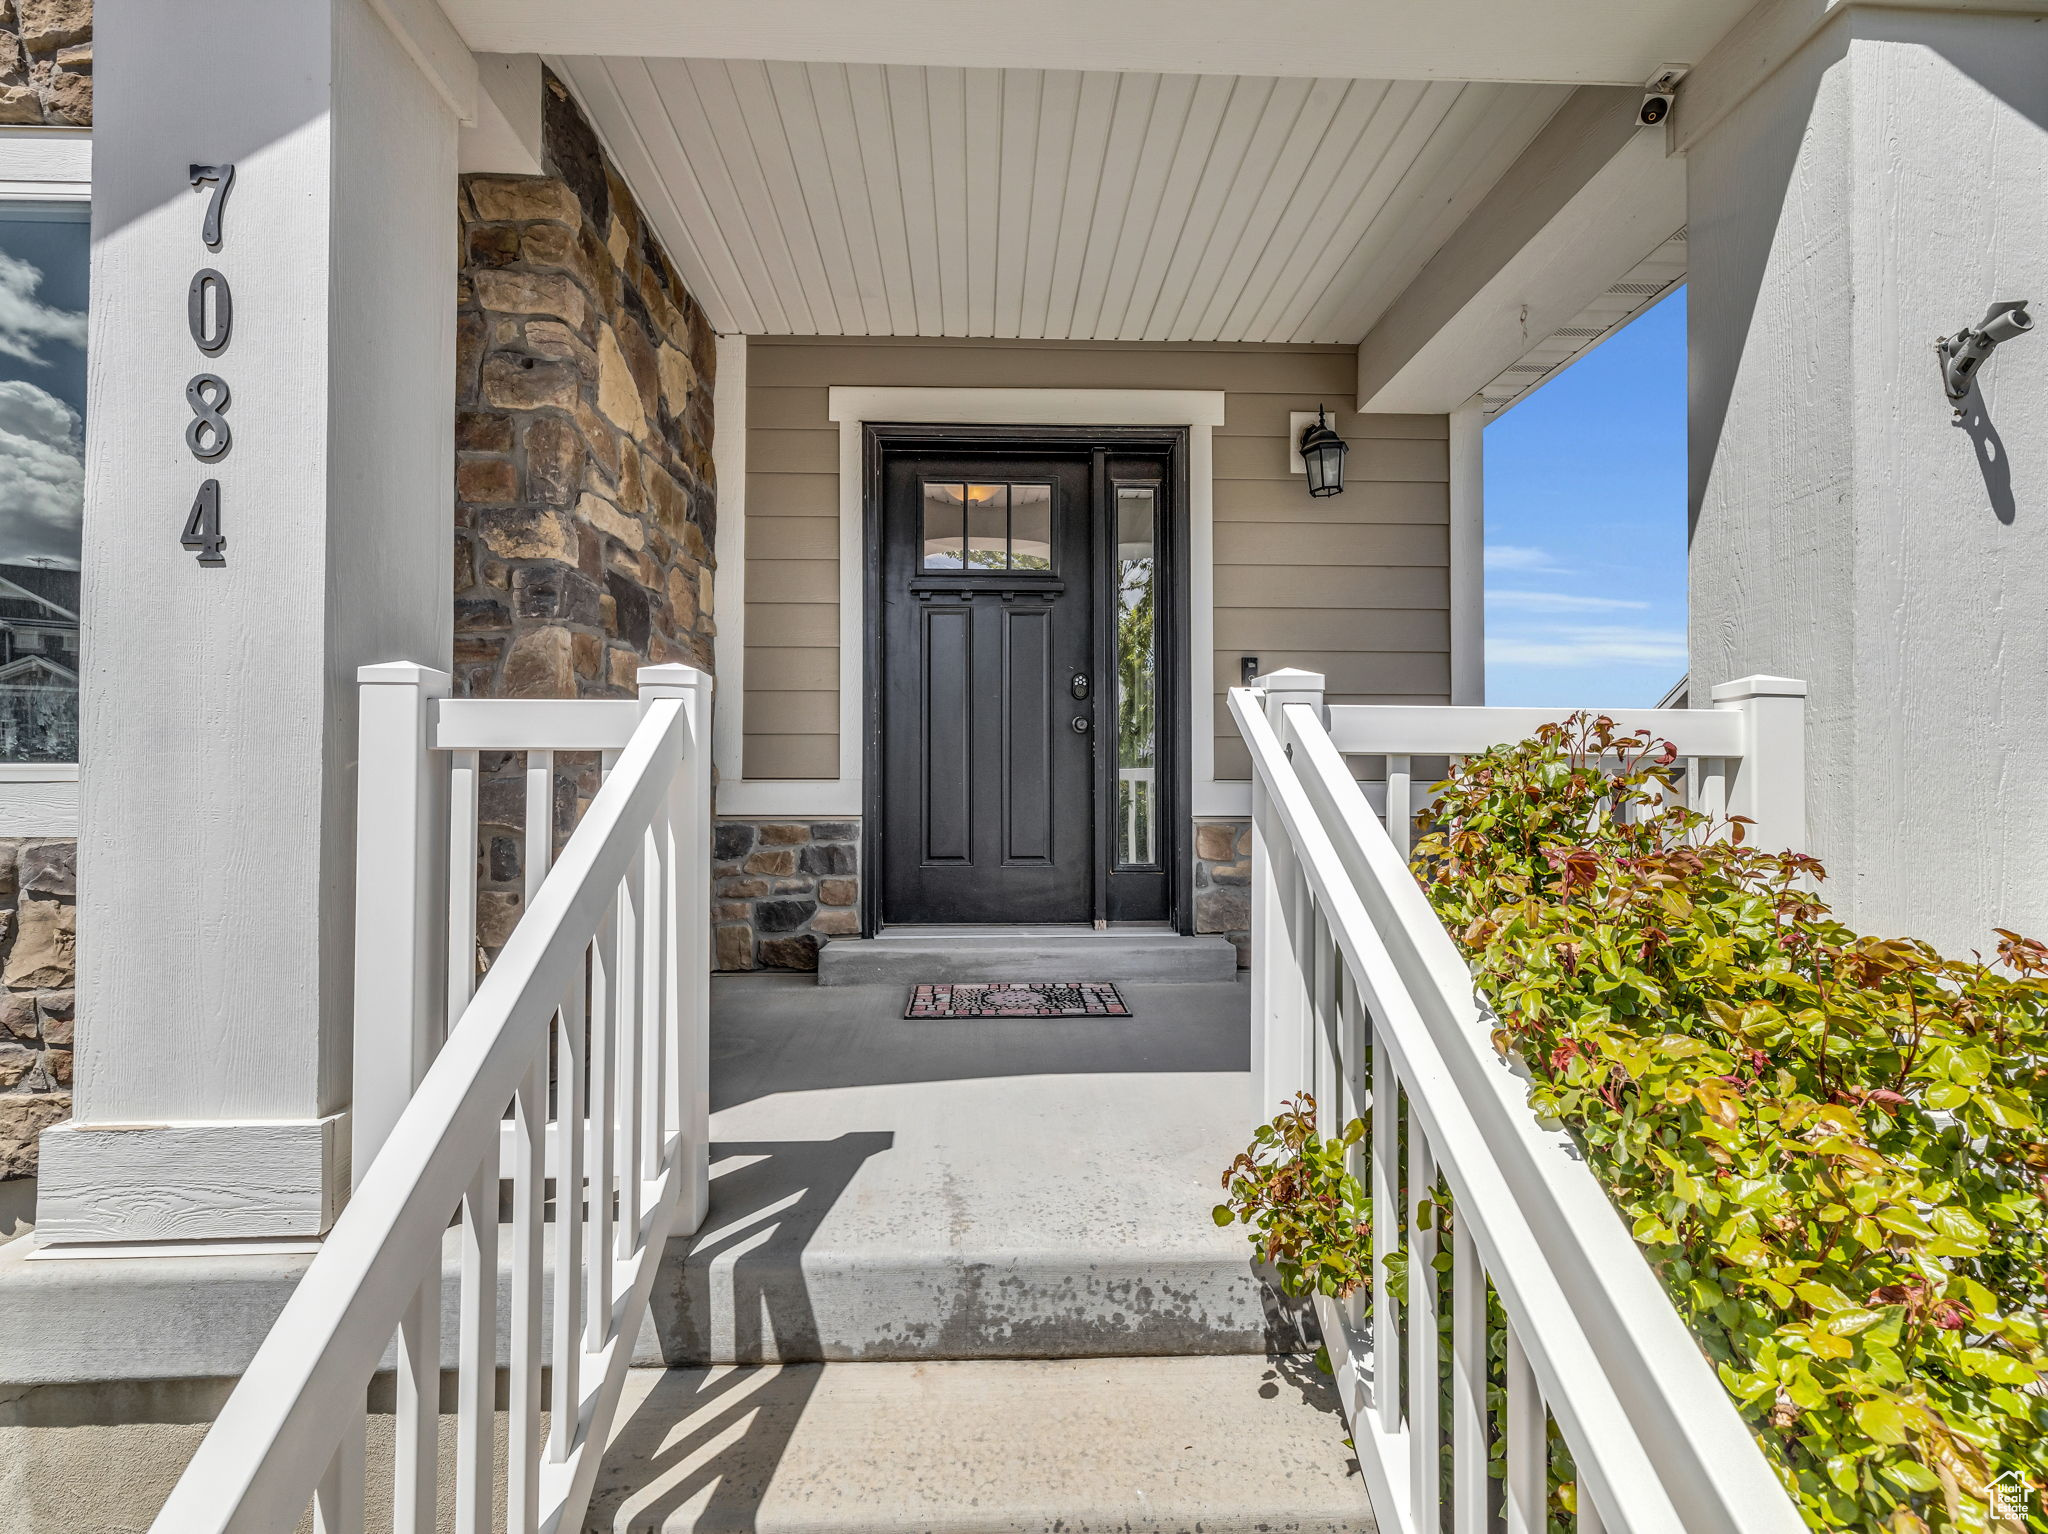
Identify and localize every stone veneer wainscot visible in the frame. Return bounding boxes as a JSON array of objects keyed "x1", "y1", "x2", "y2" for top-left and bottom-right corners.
[{"x1": 714, "y1": 820, "x2": 860, "y2": 971}]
